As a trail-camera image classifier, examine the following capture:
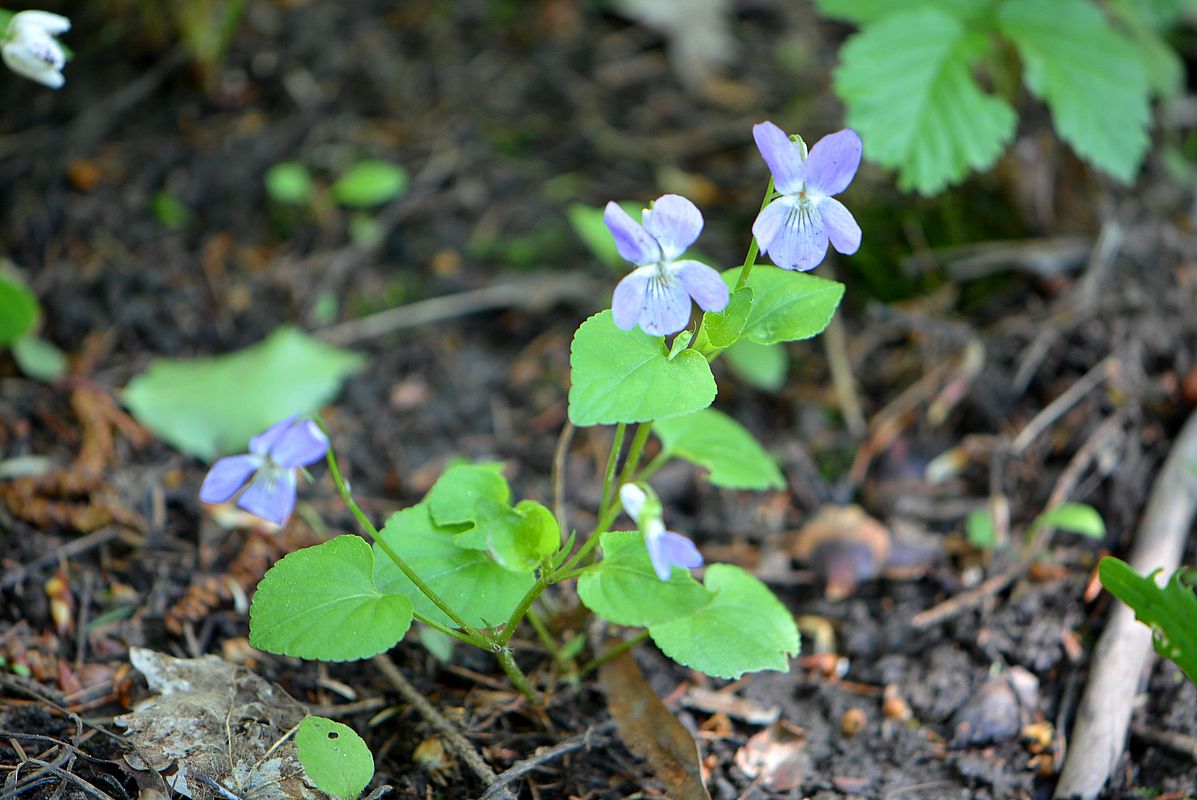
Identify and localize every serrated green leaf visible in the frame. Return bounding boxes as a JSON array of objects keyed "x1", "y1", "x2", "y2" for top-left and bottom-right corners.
[
  {"x1": 265, "y1": 161, "x2": 314, "y2": 205},
  {"x1": 568, "y1": 310, "x2": 717, "y2": 426},
  {"x1": 1110, "y1": 0, "x2": 1185, "y2": 98},
  {"x1": 12, "y1": 335, "x2": 67, "y2": 382},
  {"x1": 331, "y1": 160, "x2": 409, "y2": 208},
  {"x1": 373, "y1": 504, "x2": 533, "y2": 628},
  {"x1": 834, "y1": 7, "x2": 1017, "y2": 194},
  {"x1": 0, "y1": 274, "x2": 38, "y2": 345},
  {"x1": 649, "y1": 564, "x2": 799, "y2": 678},
  {"x1": 723, "y1": 340, "x2": 788, "y2": 391},
  {"x1": 296, "y1": 716, "x2": 374, "y2": 800},
  {"x1": 699, "y1": 287, "x2": 753, "y2": 351},
  {"x1": 577, "y1": 531, "x2": 712, "y2": 627},
  {"x1": 426, "y1": 462, "x2": 510, "y2": 528},
  {"x1": 999, "y1": 0, "x2": 1151, "y2": 183},
  {"x1": 653, "y1": 408, "x2": 784, "y2": 490},
  {"x1": 721, "y1": 267, "x2": 844, "y2": 345},
  {"x1": 1035, "y1": 502, "x2": 1105, "y2": 538},
  {"x1": 249, "y1": 535, "x2": 413, "y2": 661},
  {"x1": 454, "y1": 498, "x2": 559, "y2": 572},
  {"x1": 814, "y1": 0, "x2": 992, "y2": 24},
  {"x1": 122, "y1": 325, "x2": 364, "y2": 461},
  {"x1": 1099, "y1": 557, "x2": 1197, "y2": 684}
]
